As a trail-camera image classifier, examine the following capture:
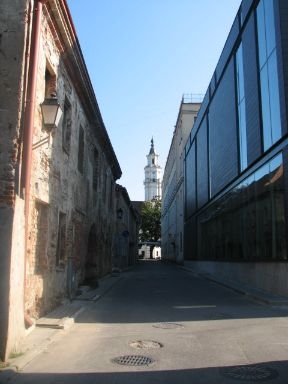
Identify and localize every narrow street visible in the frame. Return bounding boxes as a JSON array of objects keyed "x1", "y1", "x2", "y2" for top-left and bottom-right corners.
[{"x1": 2, "y1": 261, "x2": 288, "y2": 384}]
